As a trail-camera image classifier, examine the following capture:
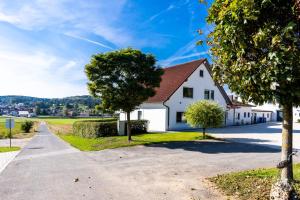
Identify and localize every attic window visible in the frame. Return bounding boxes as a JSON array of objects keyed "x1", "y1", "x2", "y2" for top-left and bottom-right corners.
[
  {"x1": 199, "y1": 70, "x2": 204, "y2": 77},
  {"x1": 183, "y1": 87, "x2": 193, "y2": 98}
]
